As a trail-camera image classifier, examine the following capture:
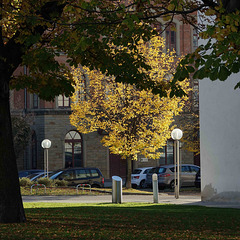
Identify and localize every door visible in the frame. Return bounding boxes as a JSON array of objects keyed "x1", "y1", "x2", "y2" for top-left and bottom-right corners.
[{"x1": 109, "y1": 153, "x2": 127, "y2": 178}]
